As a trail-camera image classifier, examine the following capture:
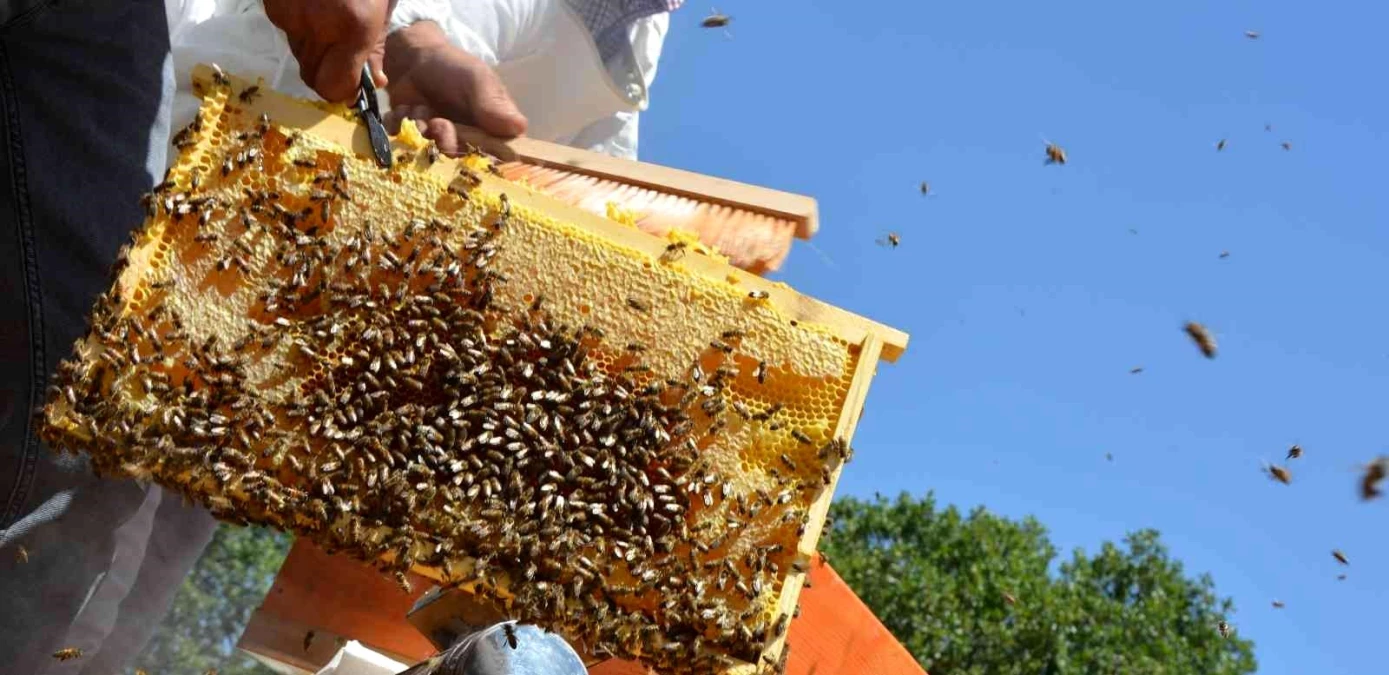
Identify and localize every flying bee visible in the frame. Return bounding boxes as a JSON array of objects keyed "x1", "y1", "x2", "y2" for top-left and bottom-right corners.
[
  {"x1": 1280, "y1": 141, "x2": 1292, "y2": 151},
  {"x1": 1332, "y1": 549, "x2": 1349, "y2": 565},
  {"x1": 1217, "y1": 621, "x2": 1232, "y2": 639},
  {"x1": 239, "y1": 85, "x2": 261, "y2": 103},
  {"x1": 1244, "y1": 30, "x2": 1261, "y2": 40},
  {"x1": 1272, "y1": 600, "x2": 1285, "y2": 609},
  {"x1": 53, "y1": 647, "x2": 83, "y2": 661},
  {"x1": 1216, "y1": 138, "x2": 1227, "y2": 152},
  {"x1": 701, "y1": 9, "x2": 731, "y2": 28},
  {"x1": 1129, "y1": 366, "x2": 1143, "y2": 374},
  {"x1": 1265, "y1": 463, "x2": 1292, "y2": 485},
  {"x1": 1183, "y1": 321, "x2": 1217, "y2": 358},
  {"x1": 1361, "y1": 456, "x2": 1388, "y2": 500},
  {"x1": 1286, "y1": 444, "x2": 1303, "y2": 460},
  {"x1": 1002, "y1": 592, "x2": 1017, "y2": 606},
  {"x1": 14, "y1": 544, "x2": 27, "y2": 563},
  {"x1": 502, "y1": 622, "x2": 519, "y2": 649},
  {"x1": 919, "y1": 181, "x2": 931, "y2": 196},
  {"x1": 876, "y1": 232, "x2": 901, "y2": 248},
  {"x1": 1337, "y1": 574, "x2": 1347, "y2": 581},
  {"x1": 1044, "y1": 141, "x2": 1067, "y2": 165},
  {"x1": 1219, "y1": 250, "x2": 1230, "y2": 259}
]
